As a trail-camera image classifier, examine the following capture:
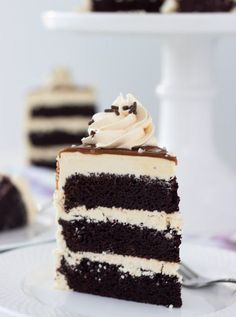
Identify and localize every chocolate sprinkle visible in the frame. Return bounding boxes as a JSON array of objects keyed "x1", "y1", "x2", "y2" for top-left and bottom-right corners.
[
  {"x1": 122, "y1": 102, "x2": 137, "y2": 115},
  {"x1": 122, "y1": 105, "x2": 129, "y2": 111},
  {"x1": 111, "y1": 106, "x2": 119, "y2": 110},
  {"x1": 105, "y1": 107, "x2": 120, "y2": 116},
  {"x1": 129, "y1": 102, "x2": 137, "y2": 115},
  {"x1": 88, "y1": 119, "x2": 94, "y2": 126},
  {"x1": 104, "y1": 102, "x2": 138, "y2": 116},
  {"x1": 90, "y1": 130, "x2": 96, "y2": 137},
  {"x1": 104, "y1": 109, "x2": 114, "y2": 113}
]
